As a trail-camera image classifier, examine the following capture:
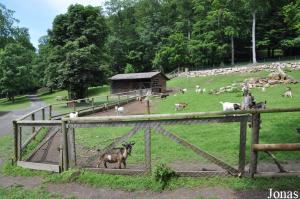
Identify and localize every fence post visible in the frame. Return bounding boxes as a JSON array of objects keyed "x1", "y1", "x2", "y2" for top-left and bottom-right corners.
[
  {"x1": 238, "y1": 117, "x2": 247, "y2": 176},
  {"x1": 250, "y1": 113, "x2": 260, "y2": 178},
  {"x1": 107, "y1": 95, "x2": 109, "y2": 104},
  {"x1": 62, "y1": 120, "x2": 69, "y2": 171},
  {"x1": 18, "y1": 126, "x2": 22, "y2": 160},
  {"x1": 118, "y1": 95, "x2": 120, "y2": 106},
  {"x1": 144, "y1": 127, "x2": 151, "y2": 174},
  {"x1": 92, "y1": 98, "x2": 95, "y2": 112},
  {"x1": 68, "y1": 128, "x2": 76, "y2": 167},
  {"x1": 13, "y1": 120, "x2": 18, "y2": 162},
  {"x1": 31, "y1": 113, "x2": 35, "y2": 135},
  {"x1": 49, "y1": 105, "x2": 52, "y2": 119},
  {"x1": 42, "y1": 108, "x2": 45, "y2": 120},
  {"x1": 146, "y1": 100, "x2": 150, "y2": 114},
  {"x1": 127, "y1": 95, "x2": 129, "y2": 103},
  {"x1": 73, "y1": 100, "x2": 76, "y2": 112}
]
